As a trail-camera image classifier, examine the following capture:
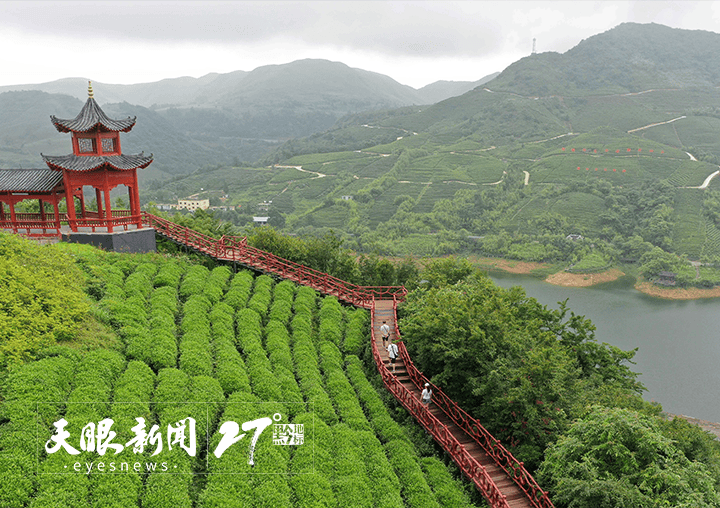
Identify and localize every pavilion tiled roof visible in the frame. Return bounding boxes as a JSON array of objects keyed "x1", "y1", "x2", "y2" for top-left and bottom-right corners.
[
  {"x1": 0, "y1": 169, "x2": 63, "y2": 193},
  {"x1": 50, "y1": 97, "x2": 136, "y2": 133},
  {"x1": 41, "y1": 153, "x2": 154, "y2": 172}
]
